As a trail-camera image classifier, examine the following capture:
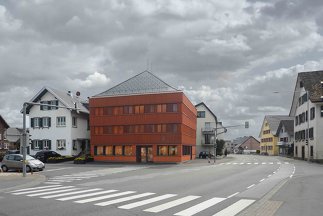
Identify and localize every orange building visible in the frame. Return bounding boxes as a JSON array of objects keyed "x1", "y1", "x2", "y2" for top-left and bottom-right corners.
[{"x1": 89, "y1": 71, "x2": 197, "y2": 163}]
